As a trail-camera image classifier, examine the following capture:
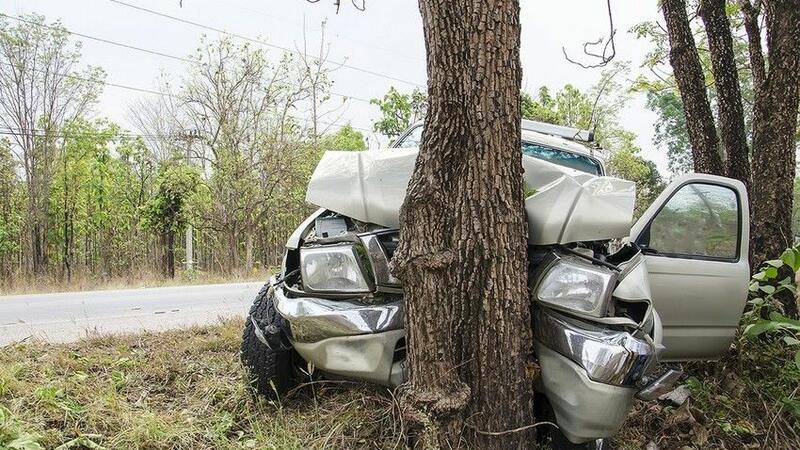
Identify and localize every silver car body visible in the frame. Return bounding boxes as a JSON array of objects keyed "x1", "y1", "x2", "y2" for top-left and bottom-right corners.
[{"x1": 272, "y1": 125, "x2": 750, "y2": 443}]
